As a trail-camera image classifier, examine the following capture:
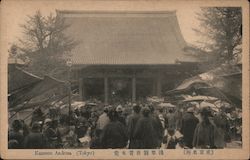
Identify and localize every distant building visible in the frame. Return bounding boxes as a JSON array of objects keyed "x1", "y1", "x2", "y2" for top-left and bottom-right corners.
[{"x1": 57, "y1": 10, "x2": 200, "y2": 104}]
